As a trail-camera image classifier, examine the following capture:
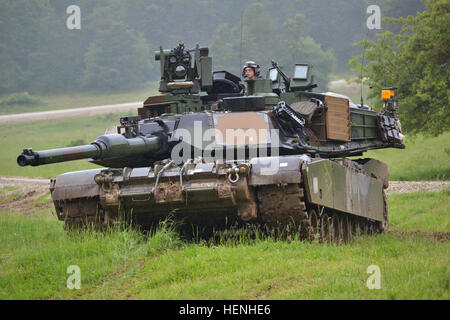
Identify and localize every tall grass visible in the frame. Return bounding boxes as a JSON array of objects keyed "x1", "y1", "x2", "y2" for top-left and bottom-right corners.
[
  {"x1": 0, "y1": 210, "x2": 183, "y2": 299},
  {"x1": 79, "y1": 234, "x2": 449, "y2": 300}
]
